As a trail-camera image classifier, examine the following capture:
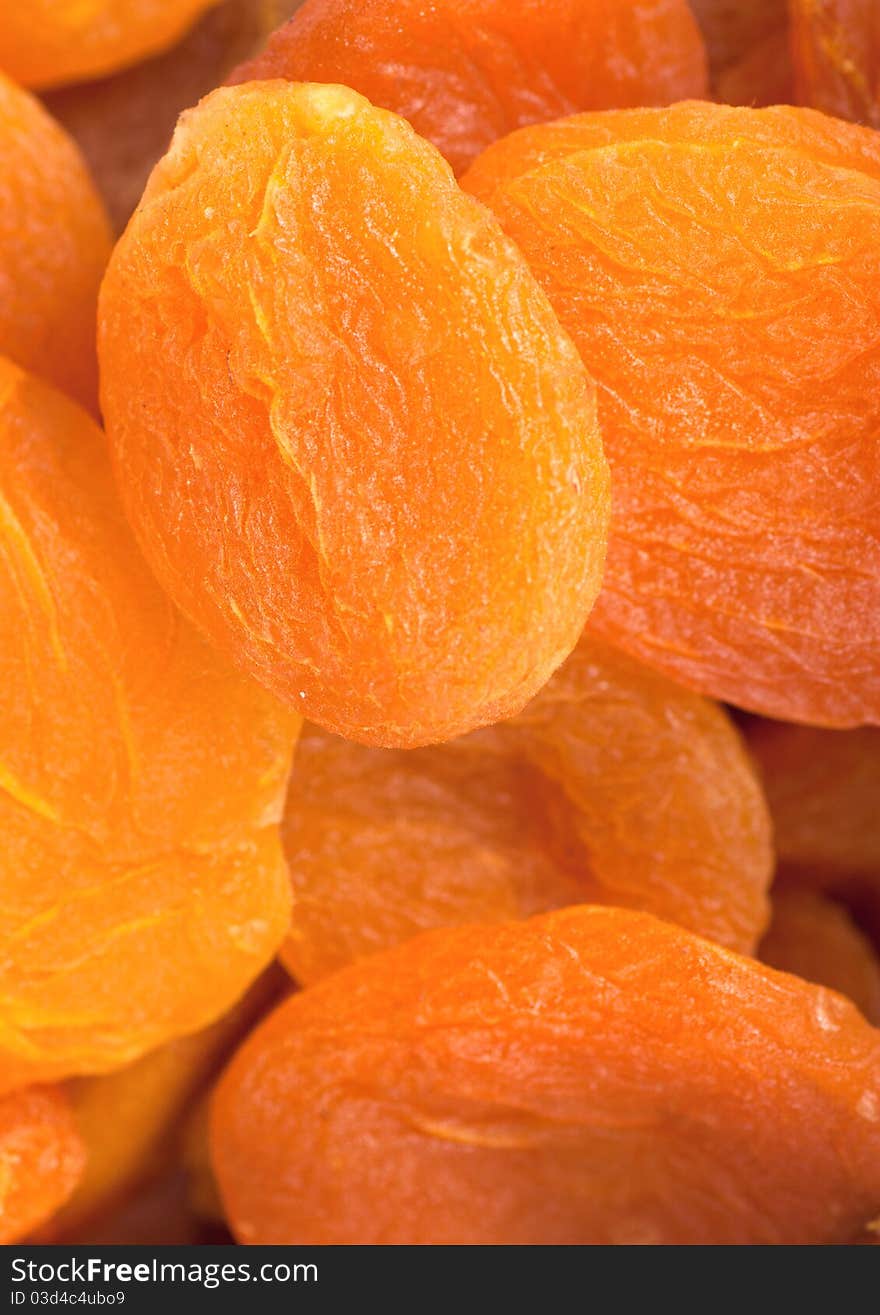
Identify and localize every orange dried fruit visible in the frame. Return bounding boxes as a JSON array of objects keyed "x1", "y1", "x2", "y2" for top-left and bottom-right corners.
[
  {"x1": 0, "y1": 357, "x2": 298, "y2": 1093},
  {"x1": 281, "y1": 635, "x2": 771, "y2": 983},
  {"x1": 760, "y1": 888, "x2": 880, "y2": 1024},
  {"x1": 212, "y1": 905, "x2": 880, "y2": 1245},
  {"x1": 44, "y1": 0, "x2": 304, "y2": 233},
  {"x1": 0, "y1": 1087, "x2": 84, "y2": 1243},
  {"x1": 0, "y1": 73, "x2": 111, "y2": 411},
  {"x1": 230, "y1": 0, "x2": 708, "y2": 176},
  {"x1": 99, "y1": 81, "x2": 610, "y2": 748},
  {"x1": 0, "y1": 1, "x2": 223, "y2": 90},
  {"x1": 790, "y1": 0, "x2": 880, "y2": 126},
  {"x1": 463, "y1": 102, "x2": 880, "y2": 726}
]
